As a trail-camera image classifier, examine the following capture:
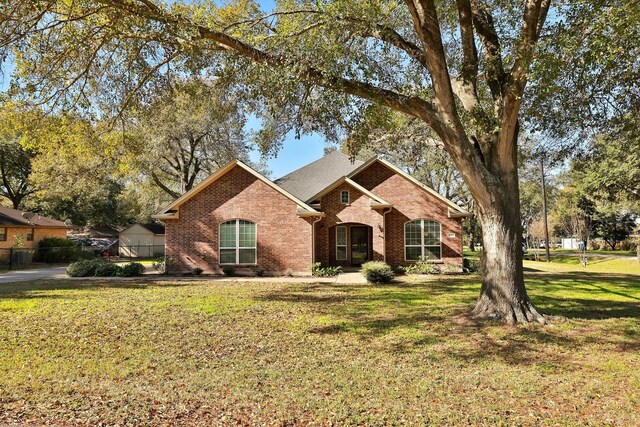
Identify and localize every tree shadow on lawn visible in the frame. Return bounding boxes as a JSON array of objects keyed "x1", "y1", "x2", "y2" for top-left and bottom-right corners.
[
  {"x1": 527, "y1": 271, "x2": 640, "y2": 319},
  {"x1": 259, "y1": 274, "x2": 640, "y2": 363}
]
